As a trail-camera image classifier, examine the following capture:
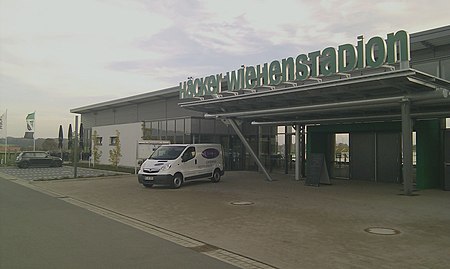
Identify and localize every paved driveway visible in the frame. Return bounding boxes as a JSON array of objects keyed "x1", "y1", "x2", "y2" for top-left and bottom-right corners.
[
  {"x1": 0, "y1": 166, "x2": 127, "y2": 181},
  {"x1": 15, "y1": 171, "x2": 450, "y2": 269}
]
